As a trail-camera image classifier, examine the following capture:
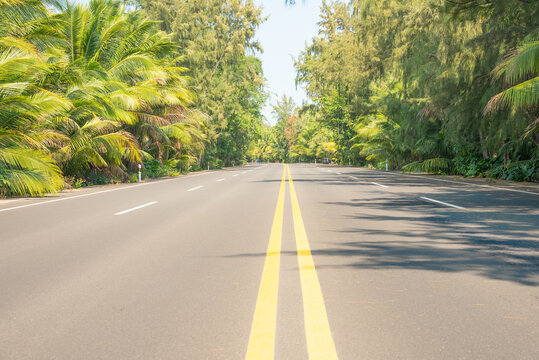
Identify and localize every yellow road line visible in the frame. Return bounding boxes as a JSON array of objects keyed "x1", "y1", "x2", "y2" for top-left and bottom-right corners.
[
  {"x1": 287, "y1": 166, "x2": 338, "y2": 360},
  {"x1": 246, "y1": 165, "x2": 287, "y2": 360}
]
